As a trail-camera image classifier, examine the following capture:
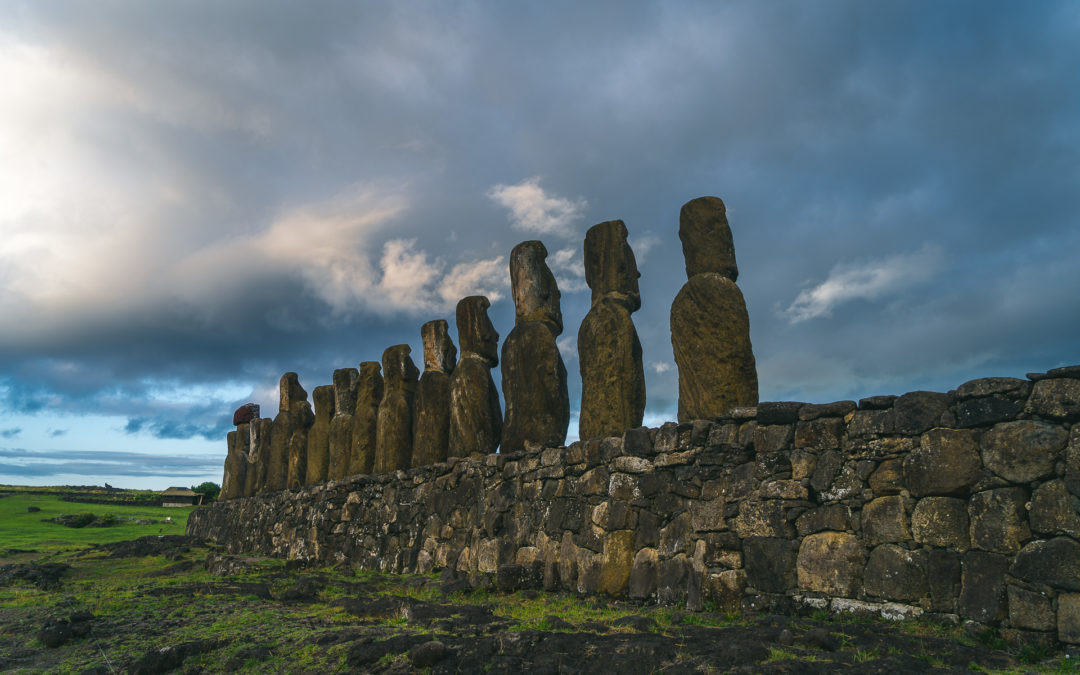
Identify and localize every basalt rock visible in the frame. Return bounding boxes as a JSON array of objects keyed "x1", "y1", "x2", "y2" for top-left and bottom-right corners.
[
  {"x1": 502, "y1": 241, "x2": 569, "y2": 453},
  {"x1": 220, "y1": 425, "x2": 248, "y2": 500},
  {"x1": 328, "y1": 368, "x2": 360, "y2": 480},
  {"x1": 578, "y1": 220, "x2": 645, "y2": 441},
  {"x1": 375, "y1": 345, "x2": 420, "y2": 473},
  {"x1": 244, "y1": 418, "x2": 271, "y2": 496},
  {"x1": 285, "y1": 400, "x2": 314, "y2": 491},
  {"x1": 671, "y1": 197, "x2": 757, "y2": 423},
  {"x1": 449, "y1": 296, "x2": 502, "y2": 457},
  {"x1": 307, "y1": 385, "x2": 335, "y2": 483},
  {"x1": 350, "y1": 362, "x2": 383, "y2": 476},
  {"x1": 413, "y1": 320, "x2": 457, "y2": 468}
]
